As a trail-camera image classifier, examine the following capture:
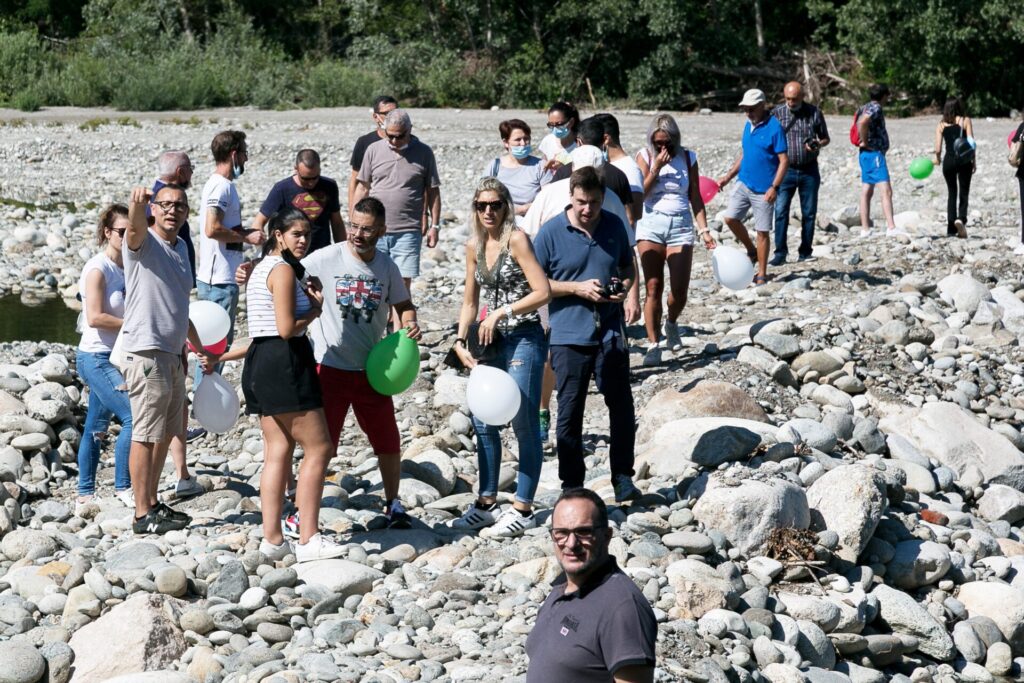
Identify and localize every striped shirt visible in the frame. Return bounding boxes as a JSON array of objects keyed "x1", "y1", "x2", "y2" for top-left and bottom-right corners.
[
  {"x1": 771, "y1": 102, "x2": 830, "y2": 168},
  {"x1": 246, "y1": 255, "x2": 312, "y2": 338}
]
